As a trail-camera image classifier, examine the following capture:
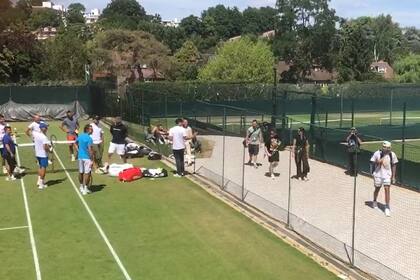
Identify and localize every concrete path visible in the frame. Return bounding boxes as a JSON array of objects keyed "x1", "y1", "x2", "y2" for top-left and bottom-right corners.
[{"x1": 191, "y1": 135, "x2": 420, "y2": 280}]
